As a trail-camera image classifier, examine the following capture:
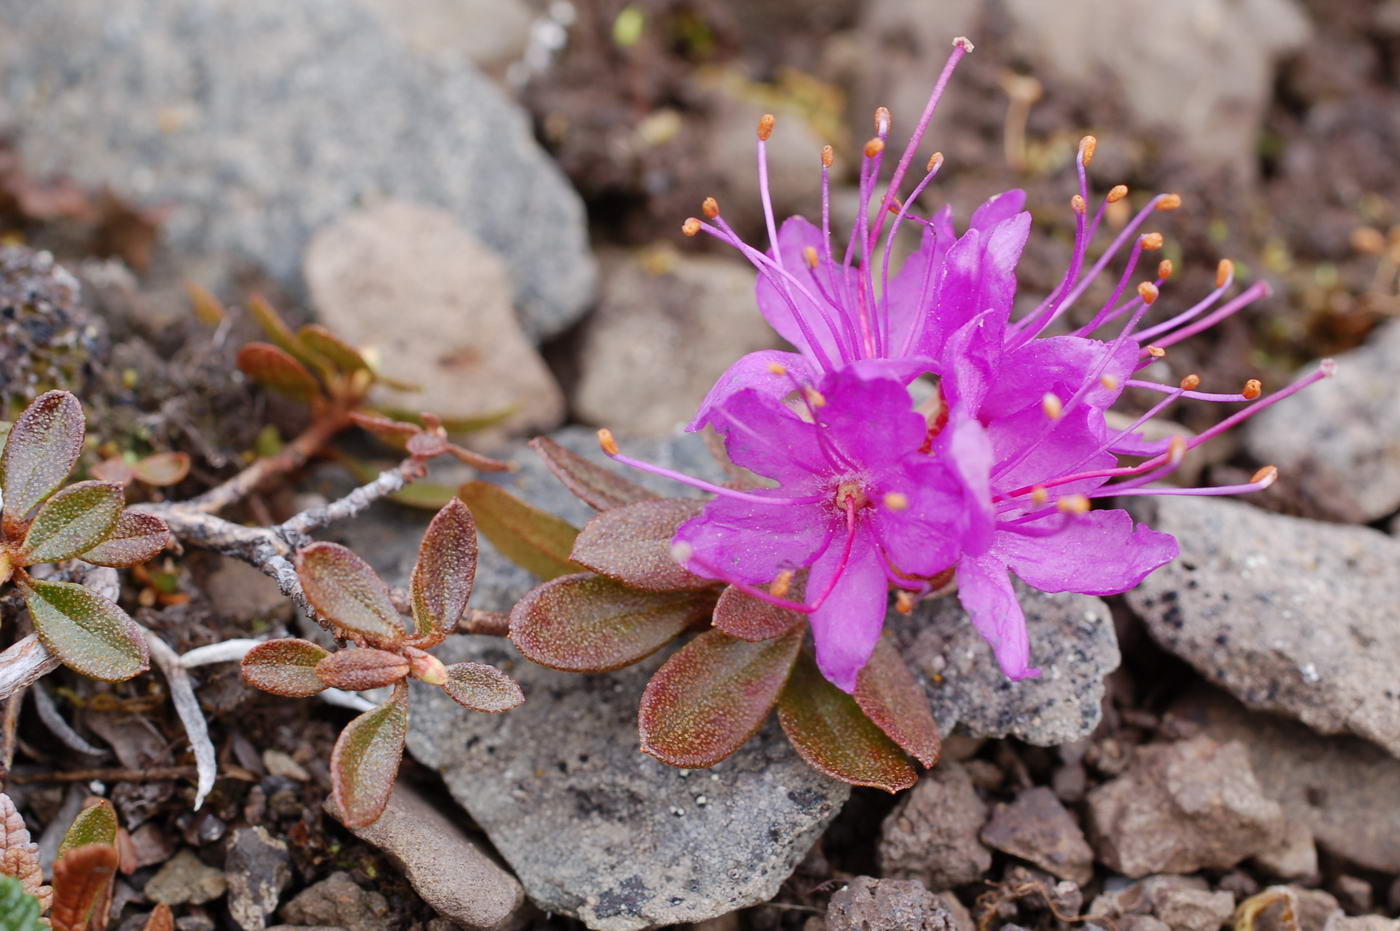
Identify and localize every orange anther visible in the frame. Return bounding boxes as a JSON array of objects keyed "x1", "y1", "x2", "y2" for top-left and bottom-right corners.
[
  {"x1": 863, "y1": 137, "x2": 886, "y2": 158},
  {"x1": 702, "y1": 197, "x2": 720, "y2": 219},
  {"x1": 1179, "y1": 373, "x2": 1201, "y2": 390},
  {"x1": 1242, "y1": 379, "x2": 1262, "y2": 400},
  {"x1": 1107, "y1": 184, "x2": 1129, "y2": 203},
  {"x1": 1156, "y1": 193, "x2": 1183, "y2": 211},
  {"x1": 1216, "y1": 258, "x2": 1234, "y2": 288},
  {"x1": 1137, "y1": 281, "x2": 1160, "y2": 305},
  {"x1": 757, "y1": 113, "x2": 775, "y2": 141},
  {"x1": 681, "y1": 218, "x2": 701, "y2": 237},
  {"x1": 597, "y1": 428, "x2": 619, "y2": 457}
]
